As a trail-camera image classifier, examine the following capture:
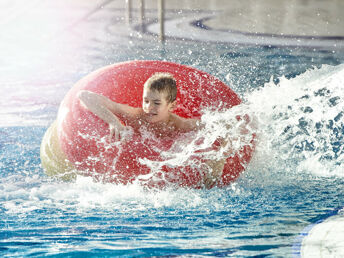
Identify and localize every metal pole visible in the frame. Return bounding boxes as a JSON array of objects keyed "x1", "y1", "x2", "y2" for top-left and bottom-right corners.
[
  {"x1": 139, "y1": 0, "x2": 145, "y2": 31},
  {"x1": 126, "y1": 0, "x2": 132, "y2": 25},
  {"x1": 158, "y1": 0, "x2": 165, "y2": 41}
]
